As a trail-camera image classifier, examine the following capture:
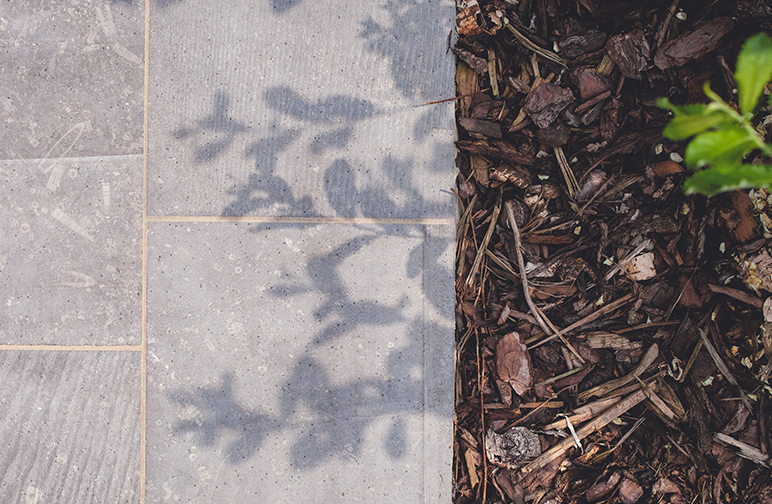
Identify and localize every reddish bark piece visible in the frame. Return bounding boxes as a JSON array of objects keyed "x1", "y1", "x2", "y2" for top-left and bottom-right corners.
[
  {"x1": 490, "y1": 162, "x2": 531, "y2": 188},
  {"x1": 559, "y1": 30, "x2": 608, "y2": 59},
  {"x1": 600, "y1": 97, "x2": 622, "y2": 141},
  {"x1": 535, "y1": 119, "x2": 570, "y2": 147},
  {"x1": 730, "y1": 191, "x2": 758, "y2": 243},
  {"x1": 652, "y1": 160, "x2": 685, "y2": 177},
  {"x1": 587, "y1": 471, "x2": 621, "y2": 502},
  {"x1": 677, "y1": 275, "x2": 703, "y2": 309},
  {"x1": 456, "y1": 0, "x2": 484, "y2": 37},
  {"x1": 495, "y1": 331, "x2": 533, "y2": 397},
  {"x1": 454, "y1": 48, "x2": 489, "y2": 75},
  {"x1": 495, "y1": 471, "x2": 524, "y2": 504},
  {"x1": 654, "y1": 17, "x2": 734, "y2": 70},
  {"x1": 619, "y1": 478, "x2": 644, "y2": 504},
  {"x1": 652, "y1": 478, "x2": 681, "y2": 495},
  {"x1": 575, "y1": 169, "x2": 608, "y2": 203},
  {"x1": 606, "y1": 28, "x2": 651, "y2": 79},
  {"x1": 459, "y1": 117, "x2": 503, "y2": 138},
  {"x1": 456, "y1": 140, "x2": 536, "y2": 166},
  {"x1": 524, "y1": 83, "x2": 574, "y2": 129},
  {"x1": 570, "y1": 67, "x2": 612, "y2": 101}
]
